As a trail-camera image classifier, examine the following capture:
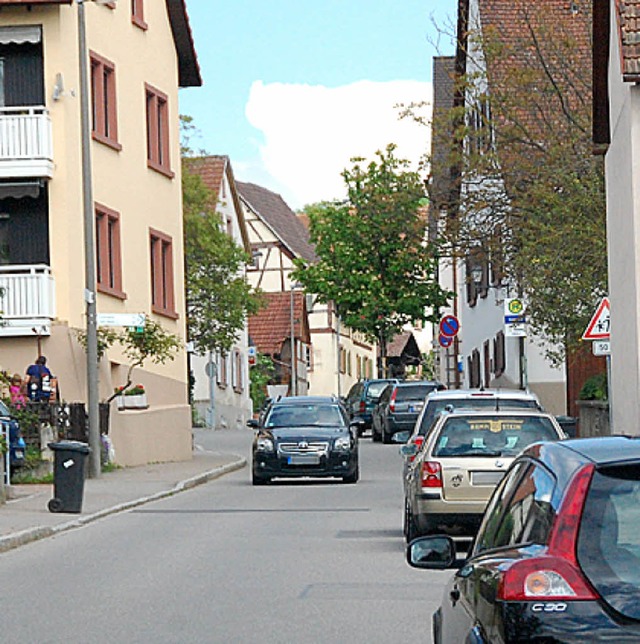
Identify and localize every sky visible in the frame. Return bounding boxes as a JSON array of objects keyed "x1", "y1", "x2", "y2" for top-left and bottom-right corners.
[{"x1": 179, "y1": 1, "x2": 456, "y2": 210}]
